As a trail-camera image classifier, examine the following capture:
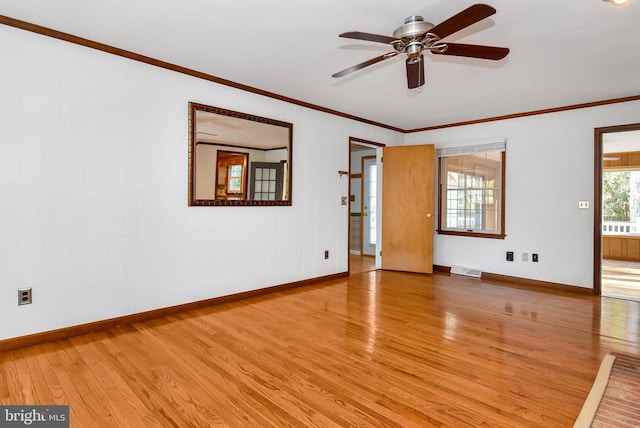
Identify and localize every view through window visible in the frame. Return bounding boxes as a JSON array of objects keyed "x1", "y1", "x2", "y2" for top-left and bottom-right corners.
[
  {"x1": 438, "y1": 143, "x2": 506, "y2": 238},
  {"x1": 603, "y1": 170, "x2": 640, "y2": 234}
]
